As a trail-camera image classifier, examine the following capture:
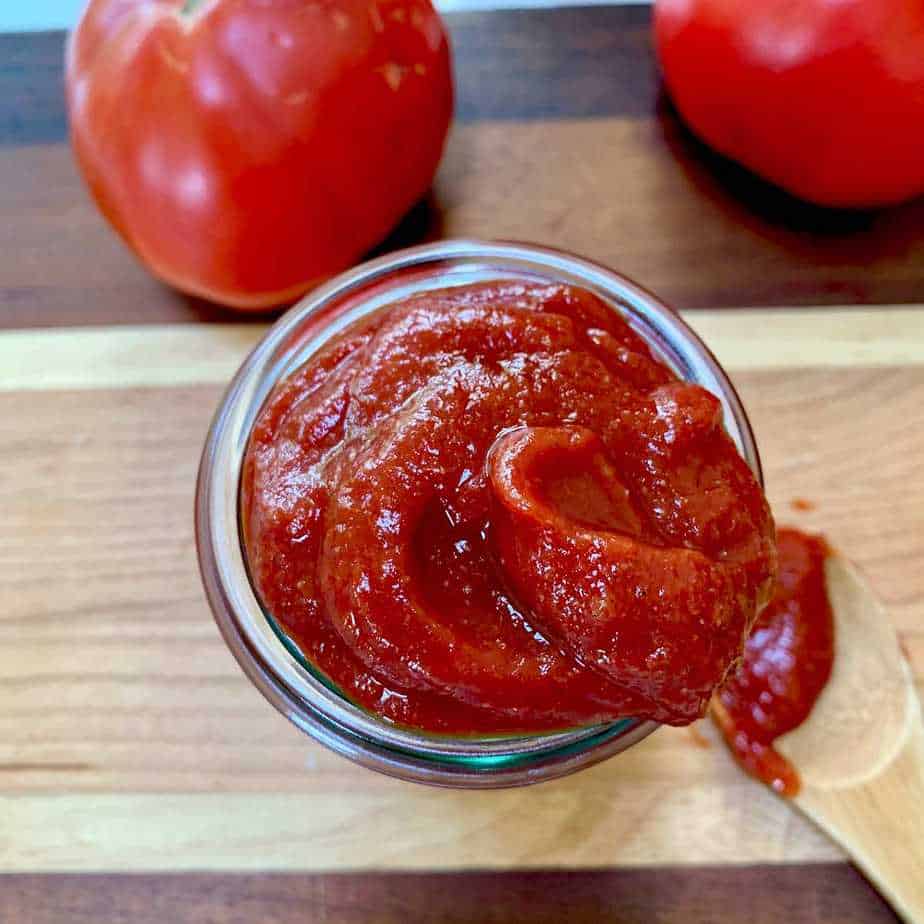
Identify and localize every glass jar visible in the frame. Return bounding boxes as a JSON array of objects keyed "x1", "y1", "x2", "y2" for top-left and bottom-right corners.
[{"x1": 196, "y1": 239, "x2": 763, "y2": 788}]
